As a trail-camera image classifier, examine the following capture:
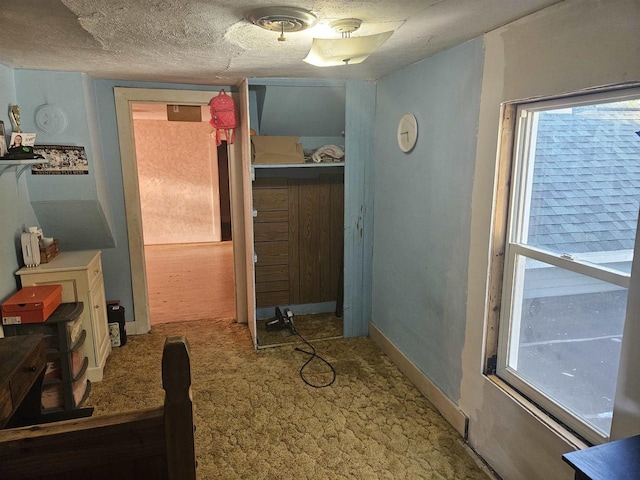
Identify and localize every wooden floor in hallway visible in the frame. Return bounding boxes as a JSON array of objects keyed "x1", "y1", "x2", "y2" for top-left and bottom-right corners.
[{"x1": 144, "y1": 242, "x2": 236, "y2": 325}]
